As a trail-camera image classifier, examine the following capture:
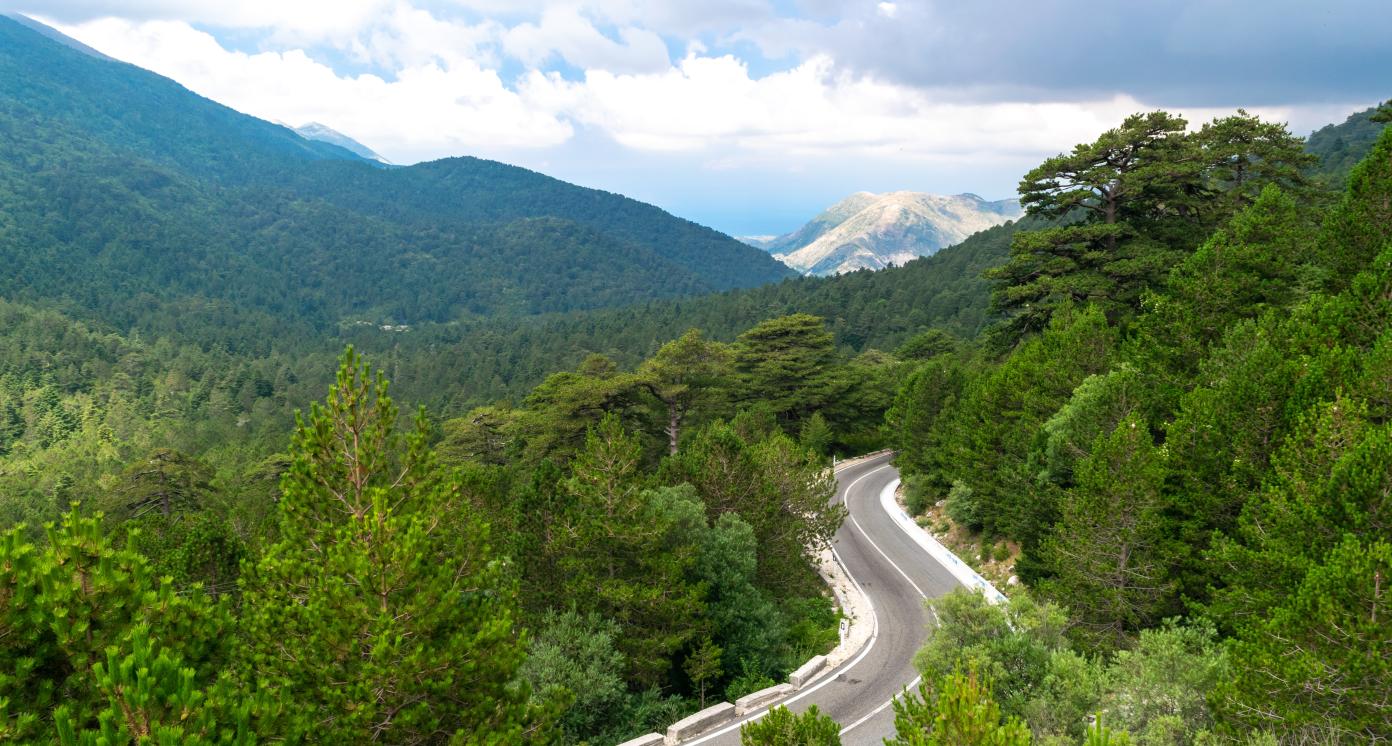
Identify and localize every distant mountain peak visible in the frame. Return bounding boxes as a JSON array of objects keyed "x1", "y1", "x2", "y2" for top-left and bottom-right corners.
[
  {"x1": 293, "y1": 122, "x2": 390, "y2": 164},
  {"x1": 768, "y1": 191, "x2": 1023, "y2": 276}
]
